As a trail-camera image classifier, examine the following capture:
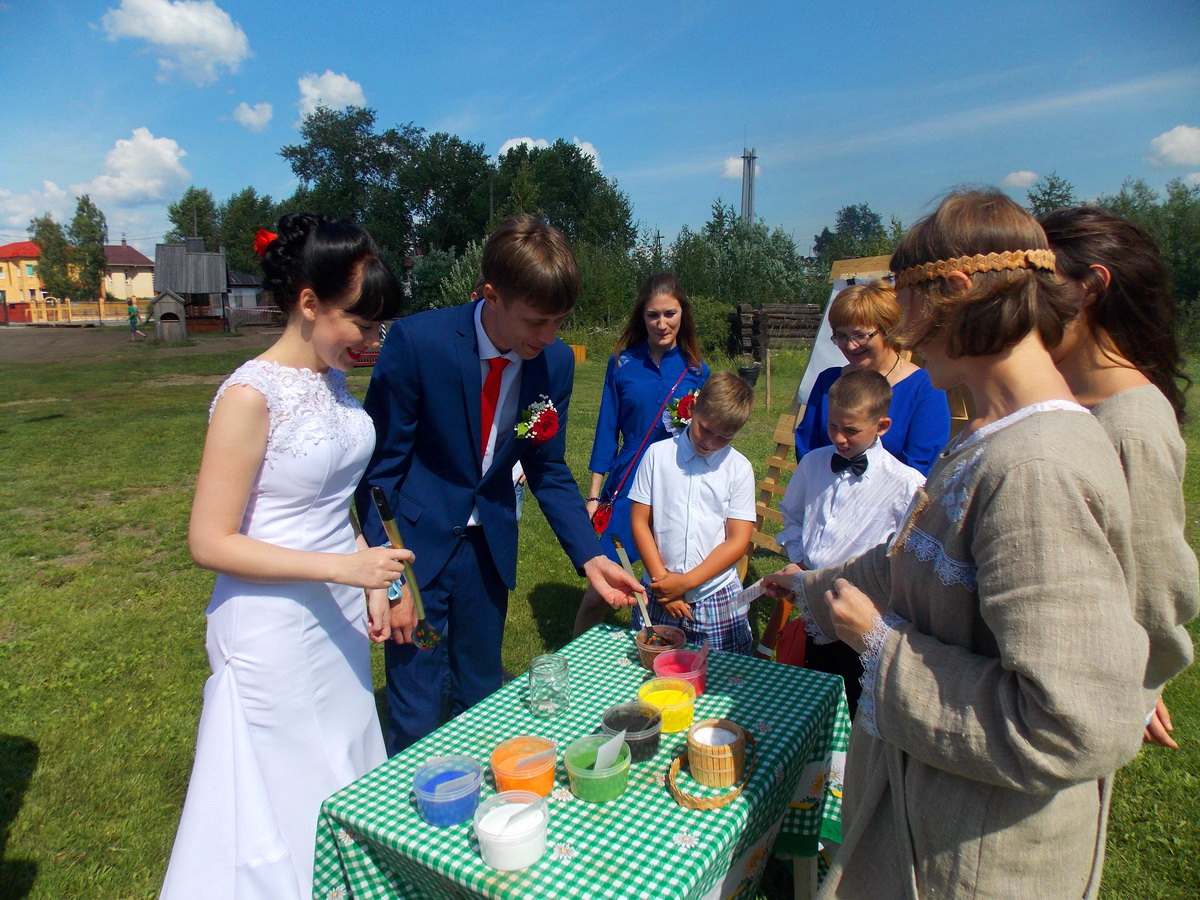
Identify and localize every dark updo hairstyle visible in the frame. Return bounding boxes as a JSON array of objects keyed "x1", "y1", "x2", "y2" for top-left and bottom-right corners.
[
  {"x1": 890, "y1": 189, "x2": 1075, "y2": 358},
  {"x1": 260, "y1": 213, "x2": 402, "y2": 322},
  {"x1": 615, "y1": 272, "x2": 702, "y2": 369},
  {"x1": 1039, "y1": 206, "x2": 1189, "y2": 423}
]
